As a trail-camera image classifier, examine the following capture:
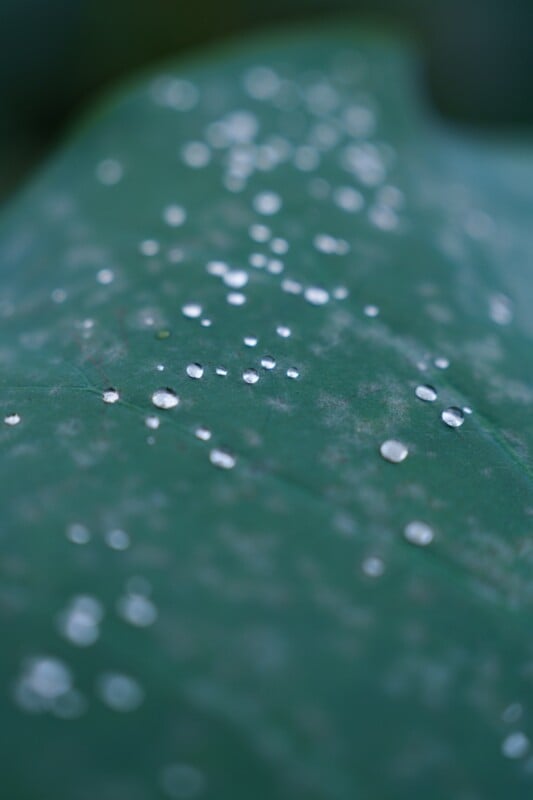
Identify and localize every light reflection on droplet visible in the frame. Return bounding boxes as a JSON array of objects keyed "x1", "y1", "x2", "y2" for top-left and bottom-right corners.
[{"x1": 102, "y1": 388, "x2": 120, "y2": 404}]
